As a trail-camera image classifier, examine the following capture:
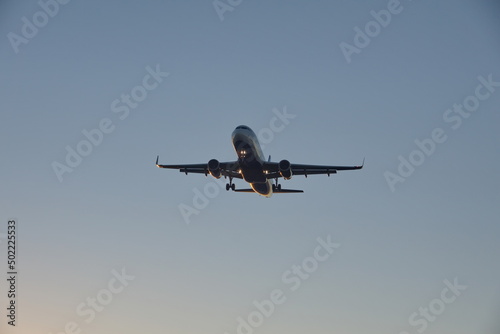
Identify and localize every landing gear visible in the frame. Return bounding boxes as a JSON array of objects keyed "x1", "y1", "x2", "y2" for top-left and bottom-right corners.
[
  {"x1": 272, "y1": 178, "x2": 281, "y2": 192},
  {"x1": 226, "y1": 177, "x2": 235, "y2": 191}
]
